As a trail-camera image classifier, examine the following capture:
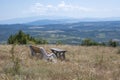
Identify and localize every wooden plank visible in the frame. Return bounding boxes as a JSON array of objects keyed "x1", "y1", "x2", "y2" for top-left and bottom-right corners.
[
  {"x1": 30, "y1": 45, "x2": 41, "y2": 53},
  {"x1": 51, "y1": 48, "x2": 66, "y2": 52}
]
